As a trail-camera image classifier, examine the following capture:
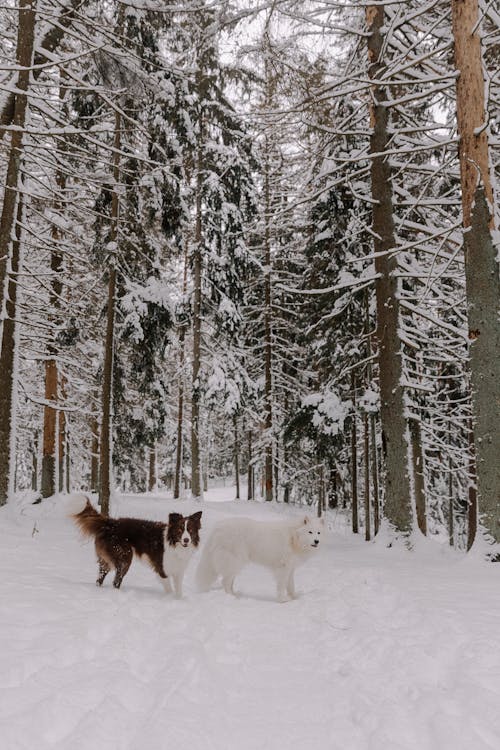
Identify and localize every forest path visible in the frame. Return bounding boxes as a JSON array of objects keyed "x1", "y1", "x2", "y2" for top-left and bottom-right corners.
[{"x1": 1, "y1": 489, "x2": 500, "y2": 750}]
